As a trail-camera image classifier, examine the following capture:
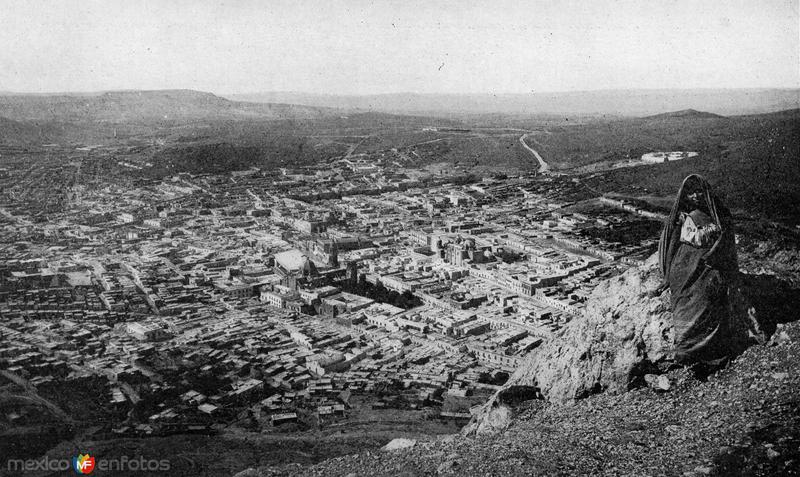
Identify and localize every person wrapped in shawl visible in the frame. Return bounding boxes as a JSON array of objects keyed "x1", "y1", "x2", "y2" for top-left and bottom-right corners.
[{"x1": 658, "y1": 174, "x2": 739, "y2": 366}]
